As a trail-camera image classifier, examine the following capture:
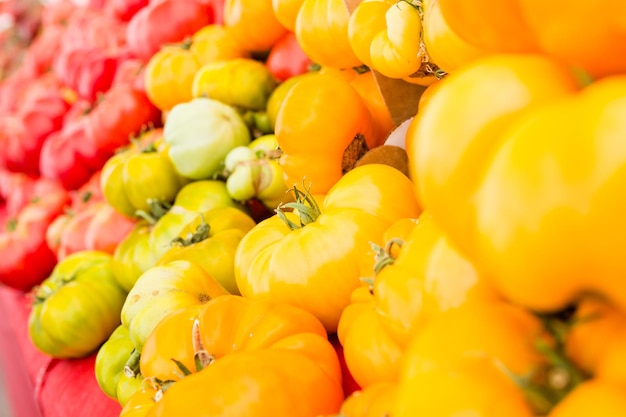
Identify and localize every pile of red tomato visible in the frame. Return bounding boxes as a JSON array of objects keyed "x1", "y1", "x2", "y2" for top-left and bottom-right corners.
[{"x1": 2, "y1": 0, "x2": 626, "y2": 416}]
